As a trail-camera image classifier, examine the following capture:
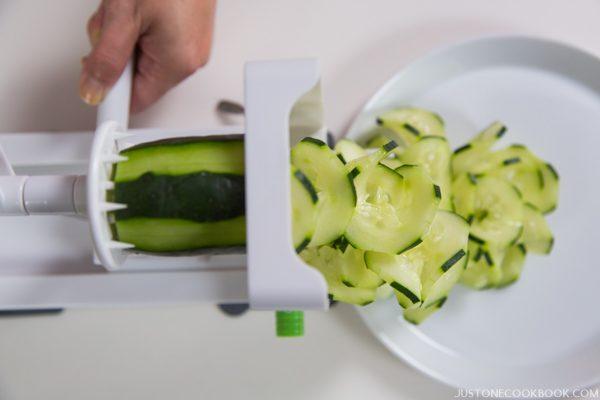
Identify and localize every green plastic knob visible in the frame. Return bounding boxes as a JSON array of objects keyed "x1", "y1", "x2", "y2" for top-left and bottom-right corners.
[{"x1": 276, "y1": 311, "x2": 304, "y2": 337}]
